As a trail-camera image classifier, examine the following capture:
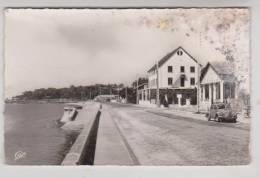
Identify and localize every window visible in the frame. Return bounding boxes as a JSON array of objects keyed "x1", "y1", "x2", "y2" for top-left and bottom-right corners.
[
  {"x1": 190, "y1": 78, "x2": 195, "y2": 85},
  {"x1": 224, "y1": 83, "x2": 236, "y2": 99},
  {"x1": 168, "y1": 66, "x2": 173, "y2": 73},
  {"x1": 180, "y1": 77, "x2": 185, "y2": 87},
  {"x1": 216, "y1": 82, "x2": 220, "y2": 99},
  {"x1": 224, "y1": 83, "x2": 229, "y2": 99},
  {"x1": 205, "y1": 84, "x2": 209, "y2": 99},
  {"x1": 201, "y1": 85, "x2": 203, "y2": 100},
  {"x1": 168, "y1": 77, "x2": 173, "y2": 85},
  {"x1": 180, "y1": 66, "x2": 185, "y2": 73},
  {"x1": 190, "y1": 66, "x2": 195, "y2": 73},
  {"x1": 177, "y1": 50, "x2": 183, "y2": 56}
]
